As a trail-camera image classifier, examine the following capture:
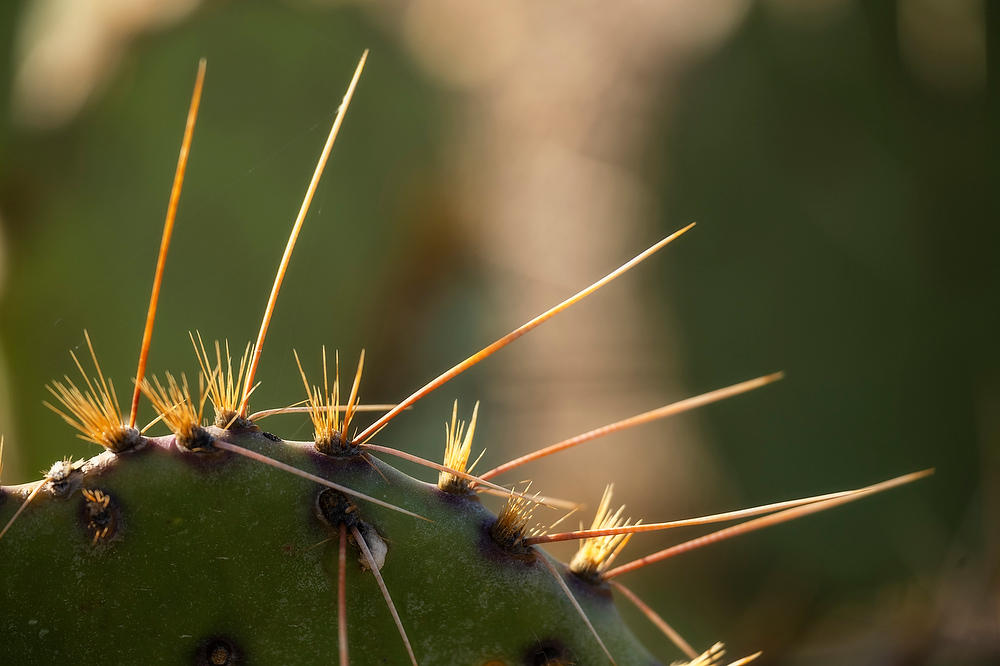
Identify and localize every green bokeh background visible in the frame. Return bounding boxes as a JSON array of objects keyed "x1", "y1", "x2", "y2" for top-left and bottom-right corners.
[{"x1": 0, "y1": 2, "x2": 996, "y2": 664}]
